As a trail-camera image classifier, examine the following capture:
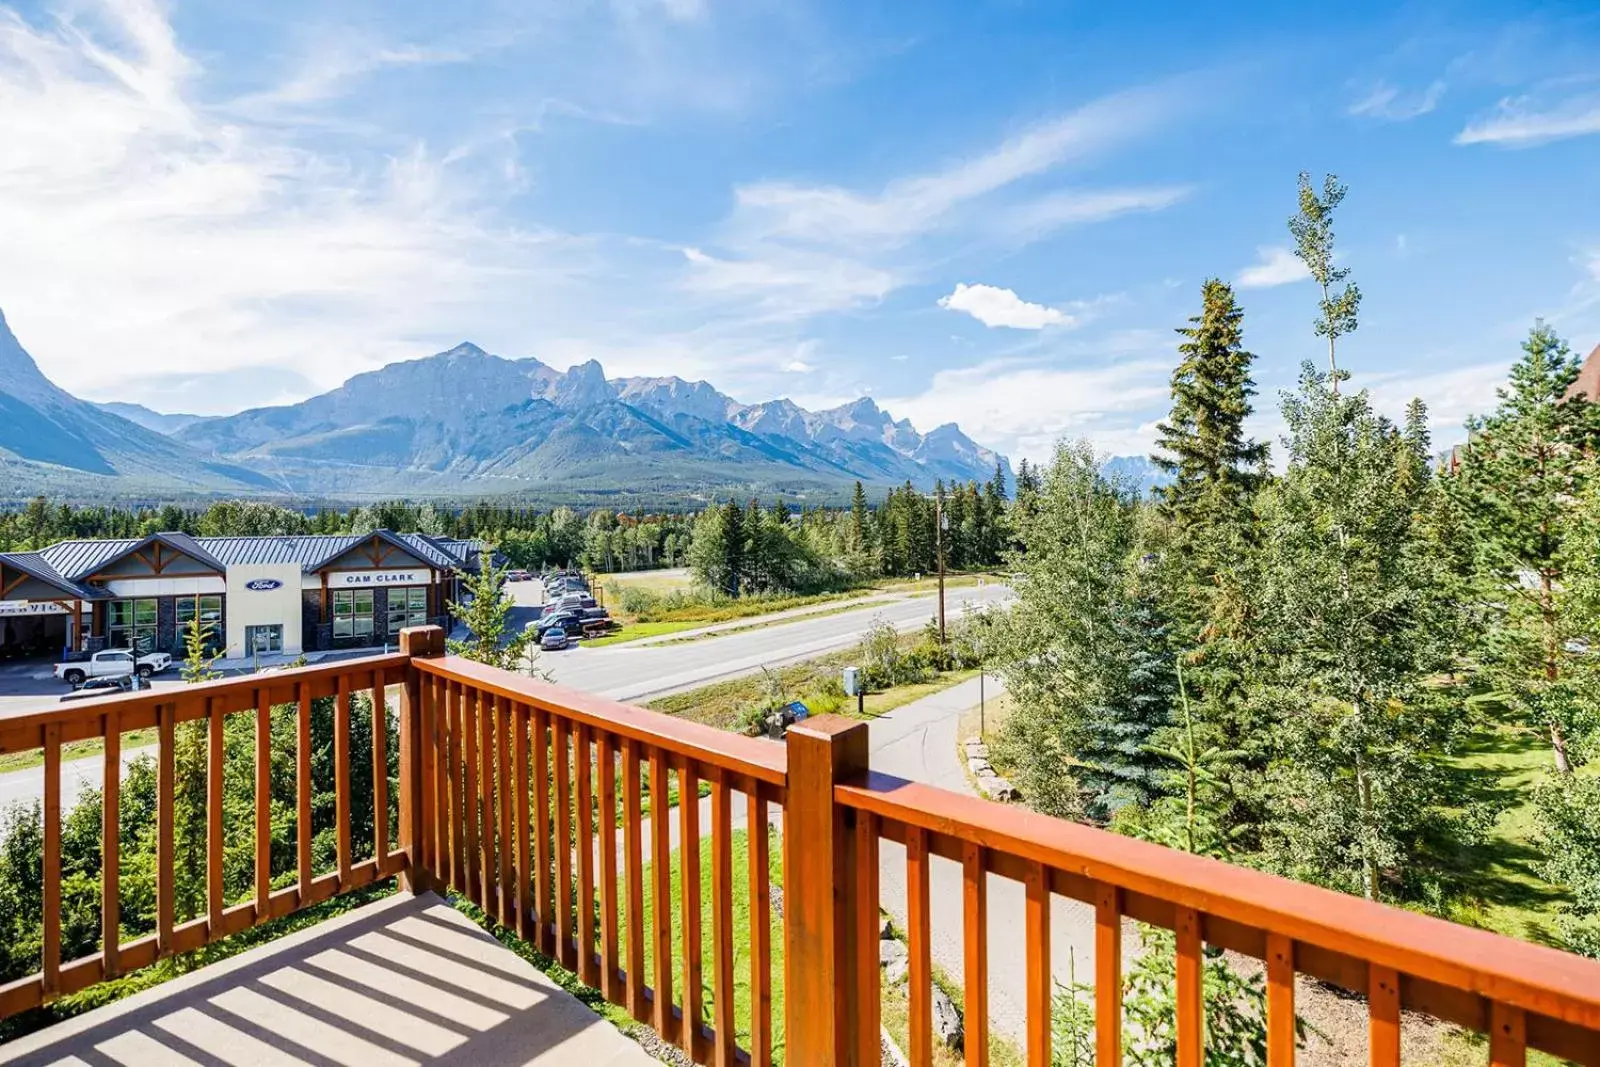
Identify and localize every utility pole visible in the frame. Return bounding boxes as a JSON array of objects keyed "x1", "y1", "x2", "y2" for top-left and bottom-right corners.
[{"x1": 936, "y1": 491, "x2": 948, "y2": 645}]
